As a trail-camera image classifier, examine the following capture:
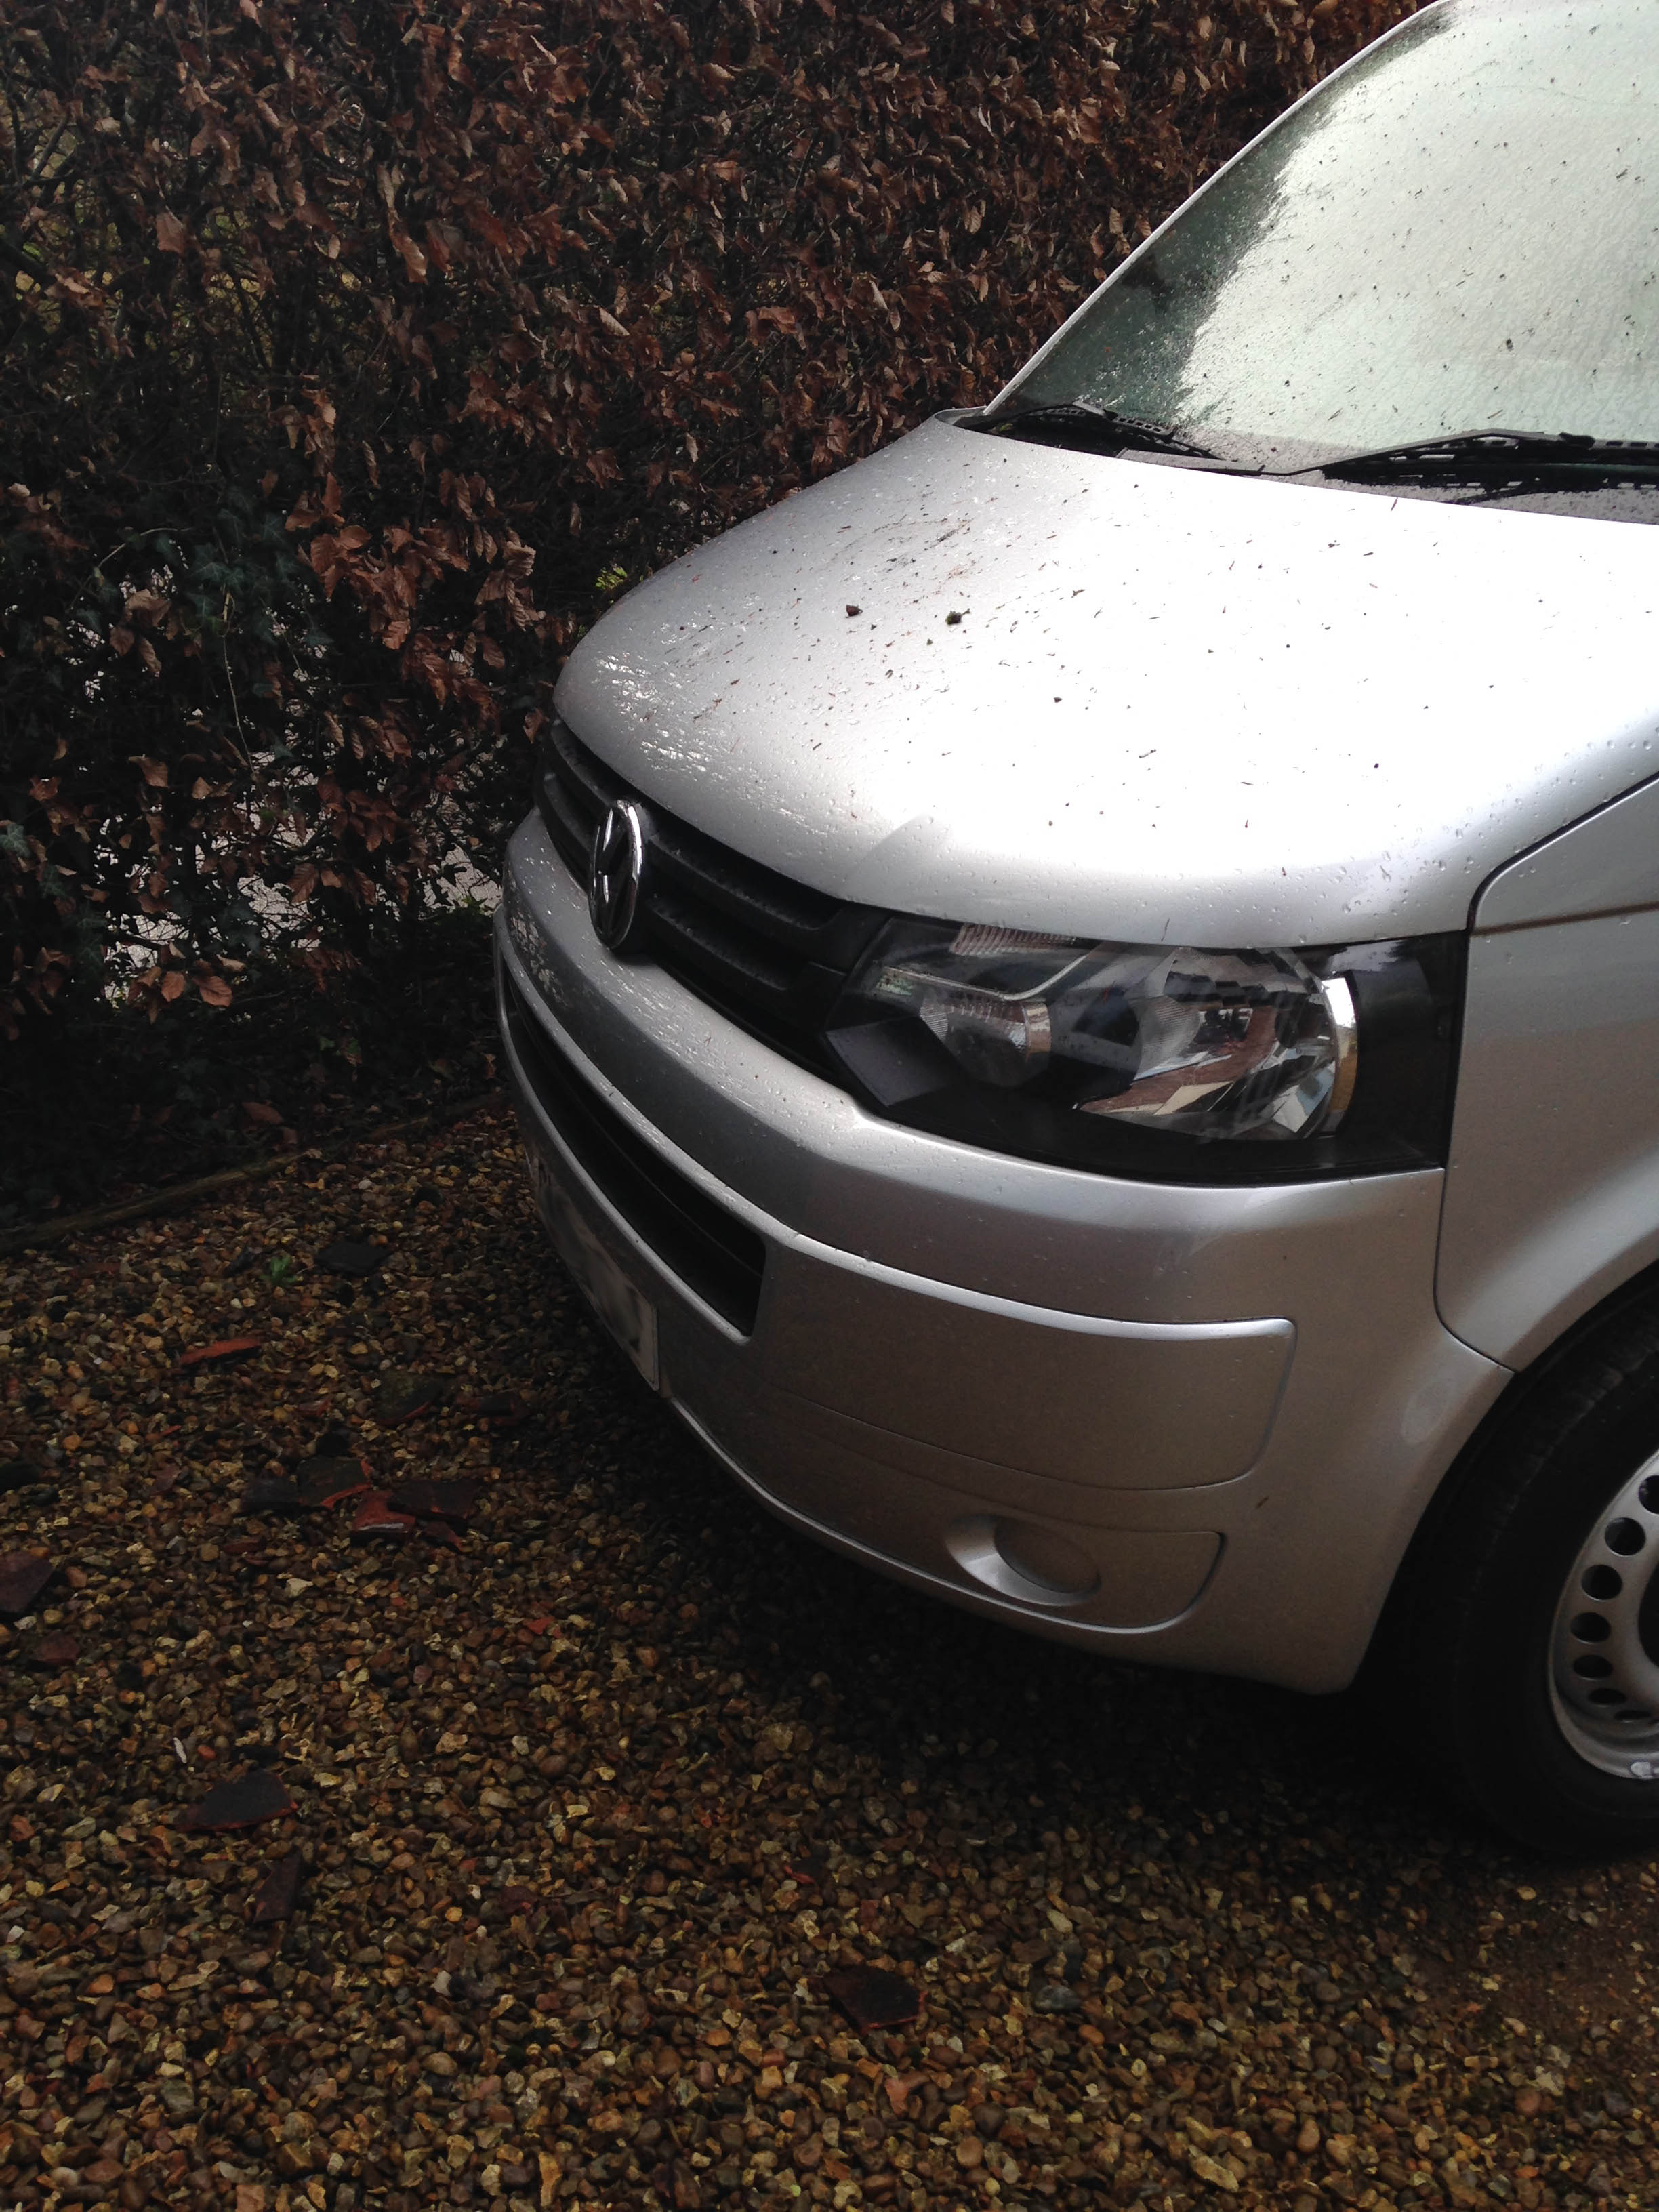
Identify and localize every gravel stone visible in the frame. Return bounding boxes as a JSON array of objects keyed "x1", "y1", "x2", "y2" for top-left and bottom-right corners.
[{"x1": 2, "y1": 1101, "x2": 1658, "y2": 2212}]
